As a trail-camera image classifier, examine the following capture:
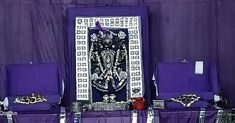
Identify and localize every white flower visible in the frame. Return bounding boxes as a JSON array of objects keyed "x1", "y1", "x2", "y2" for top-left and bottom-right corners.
[
  {"x1": 118, "y1": 31, "x2": 126, "y2": 39},
  {"x1": 91, "y1": 33, "x2": 98, "y2": 41}
]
